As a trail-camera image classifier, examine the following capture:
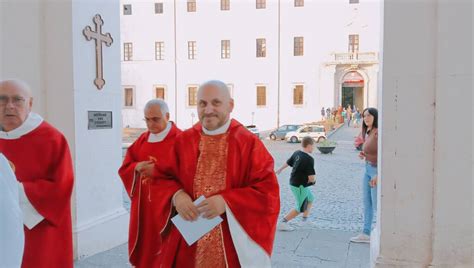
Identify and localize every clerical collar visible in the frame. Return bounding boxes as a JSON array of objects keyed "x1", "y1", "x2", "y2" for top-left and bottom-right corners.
[
  {"x1": 0, "y1": 112, "x2": 43, "y2": 140},
  {"x1": 202, "y1": 118, "x2": 231, "y2": 136},
  {"x1": 148, "y1": 121, "x2": 172, "y2": 143}
]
